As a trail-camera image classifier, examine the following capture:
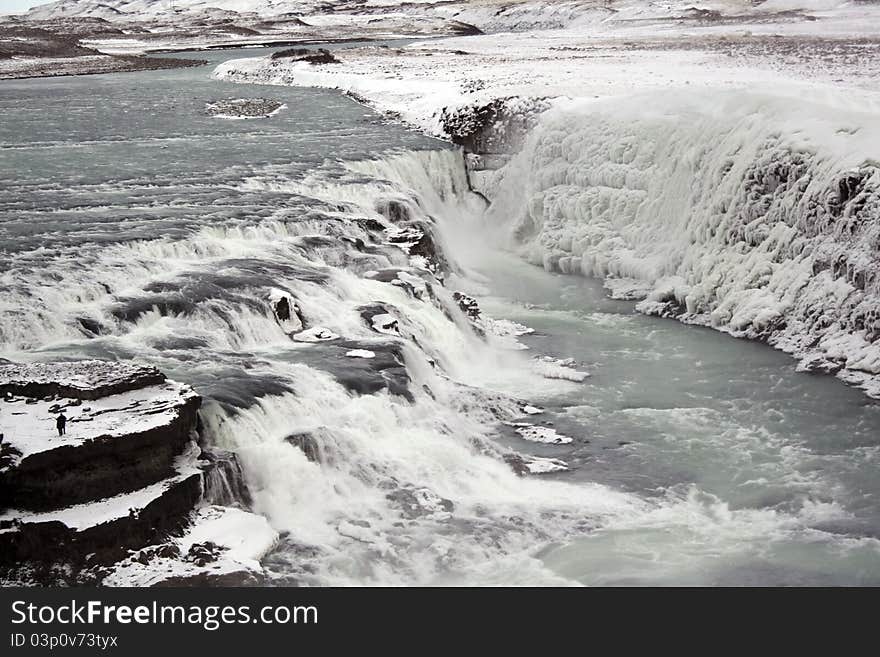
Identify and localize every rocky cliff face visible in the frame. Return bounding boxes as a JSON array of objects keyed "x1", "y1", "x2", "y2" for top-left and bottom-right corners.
[{"x1": 0, "y1": 360, "x2": 276, "y2": 586}]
